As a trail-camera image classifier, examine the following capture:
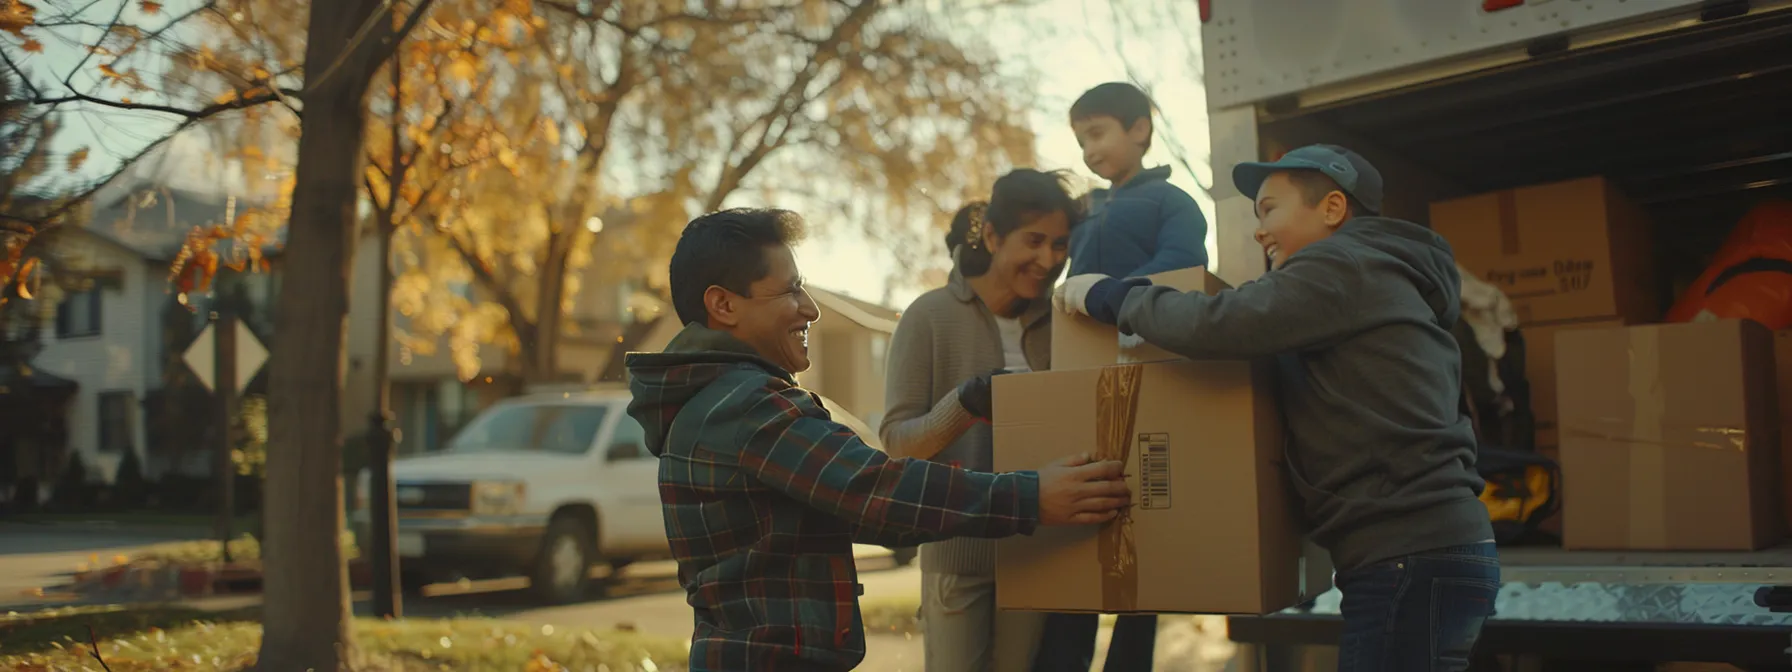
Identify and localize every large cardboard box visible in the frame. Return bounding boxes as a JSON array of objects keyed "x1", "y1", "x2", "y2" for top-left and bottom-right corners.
[
  {"x1": 1431, "y1": 176, "x2": 1658, "y2": 325},
  {"x1": 1524, "y1": 318, "x2": 1628, "y2": 449},
  {"x1": 1052, "y1": 267, "x2": 1227, "y2": 371},
  {"x1": 991, "y1": 361, "x2": 1333, "y2": 614},
  {"x1": 1556, "y1": 320, "x2": 1783, "y2": 550},
  {"x1": 1776, "y1": 330, "x2": 1792, "y2": 534}
]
